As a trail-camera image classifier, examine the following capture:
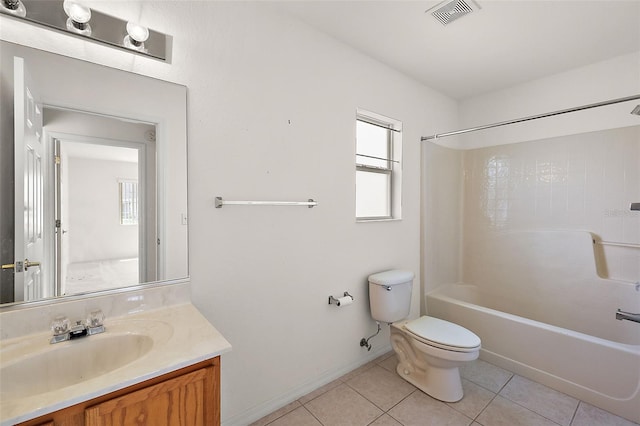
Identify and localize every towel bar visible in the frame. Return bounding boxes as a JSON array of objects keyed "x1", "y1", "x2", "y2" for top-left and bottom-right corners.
[{"x1": 215, "y1": 197, "x2": 317, "y2": 208}]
